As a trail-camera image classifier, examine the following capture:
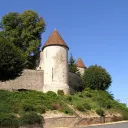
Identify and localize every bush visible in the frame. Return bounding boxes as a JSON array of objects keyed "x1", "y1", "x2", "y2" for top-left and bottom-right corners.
[
  {"x1": 22, "y1": 103, "x2": 36, "y2": 112},
  {"x1": 85, "y1": 92, "x2": 92, "y2": 98},
  {"x1": 19, "y1": 112, "x2": 44, "y2": 125},
  {"x1": 63, "y1": 107, "x2": 73, "y2": 115},
  {"x1": 122, "y1": 110, "x2": 128, "y2": 120},
  {"x1": 57, "y1": 90, "x2": 64, "y2": 95},
  {"x1": 66, "y1": 95, "x2": 72, "y2": 102},
  {"x1": 78, "y1": 93, "x2": 84, "y2": 98},
  {"x1": 36, "y1": 105, "x2": 46, "y2": 114},
  {"x1": 76, "y1": 104, "x2": 85, "y2": 112},
  {"x1": 105, "y1": 101, "x2": 113, "y2": 109},
  {"x1": 0, "y1": 113, "x2": 19, "y2": 127},
  {"x1": 96, "y1": 109, "x2": 104, "y2": 116},
  {"x1": 83, "y1": 103, "x2": 91, "y2": 110}
]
